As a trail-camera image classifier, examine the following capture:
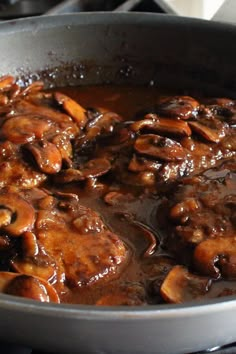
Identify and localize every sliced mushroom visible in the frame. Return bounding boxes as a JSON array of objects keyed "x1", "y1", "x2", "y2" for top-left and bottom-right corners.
[
  {"x1": 51, "y1": 134, "x2": 73, "y2": 167},
  {"x1": 134, "y1": 134, "x2": 186, "y2": 161},
  {"x1": 21, "y1": 81, "x2": 44, "y2": 96},
  {"x1": 0, "y1": 94, "x2": 8, "y2": 106},
  {"x1": 160, "y1": 265, "x2": 211, "y2": 304},
  {"x1": 25, "y1": 140, "x2": 62, "y2": 174},
  {"x1": 128, "y1": 154, "x2": 162, "y2": 173},
  {"x1": 54, "y1": 92, "x2": 87, "y2": 128},
  {"x1": 15, "y1": 100, "x2": 79, "y2": 138},
  {"x1": 130, "y1": 118, "x2": 159, "y2": 132},
  {"x1": 156, "y1": 96, "x2": 199, "y2": 120},
  {"x1": 204, "y1": 98, "x2": 234, "y2": 107},
  {"x1": 0, "y1": 75, "x2": 15, "y2": 91},
  {"x1": 55, "y1": 158, "x2": 111, "y2": 183},
  {"x1": 0, "y1": 193, "x2": 35, "y2": 236},
  {"x1": 0, "y1": 272, "x2": 59, "y2": 303},
  {"x1": 1, "y1": 116, "x2": 52, "y2": 144},
  {"x1": 54, "y1": 168, "x2": 84, "y2": 183},
  {"x1": 22, "y1": 231, "x2": 39, "y2": 258},
  {"x1": 11, "y1": 251, "x2": 57, "y2": 283},
  {"x1": 131, "y1": 117, "x2": 192, "y2": 137},
  {"x1": 11, "y1": 230, "x2": 57, "y2": 283},
  {"x1": 81, "y1": 158, "x2": 111, "y2": 178},
  {"x1": 194, "y1": 237, "x2": 236, "y2": 279},
  {"x1": 78, "y1": 112, "x2": 123, "y2": 147},
  {"x1": 189, "y1": 118, "x2": 228, "y2": 143},
  {"x1": 9, "y1": 83, "x2": 21, "y2": 99}
]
